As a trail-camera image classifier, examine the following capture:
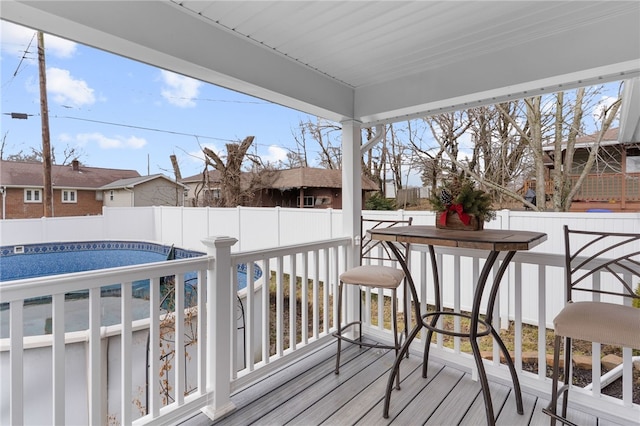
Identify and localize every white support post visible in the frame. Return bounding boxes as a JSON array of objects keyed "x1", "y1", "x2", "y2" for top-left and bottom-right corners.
[
  {"x1": 201, "y1": 236, "x2": 238, "y2": 421},
  {"x1": 341, "y1": 119, "x2": 362, "y2": 336}
]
